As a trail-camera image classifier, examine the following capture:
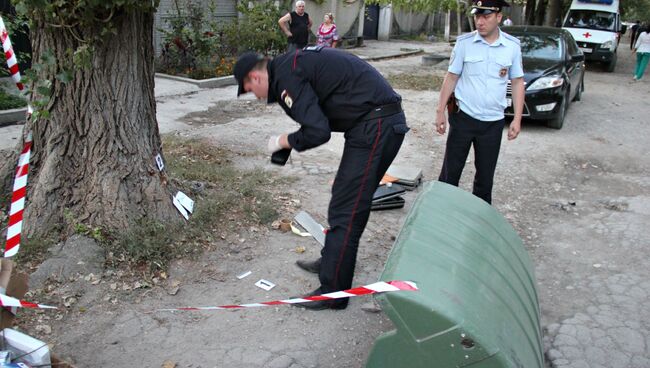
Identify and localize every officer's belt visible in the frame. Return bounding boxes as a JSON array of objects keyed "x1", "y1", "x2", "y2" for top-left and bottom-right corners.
[{"x1": 359, "y1": 102, "x2": 402, "y2": 122}]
